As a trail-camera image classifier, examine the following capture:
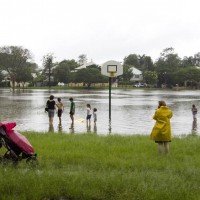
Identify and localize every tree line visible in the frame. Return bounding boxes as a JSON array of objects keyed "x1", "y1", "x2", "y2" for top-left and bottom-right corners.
[{"x1": 0, "y1": 46, "x2": 200, "y2": 90}]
